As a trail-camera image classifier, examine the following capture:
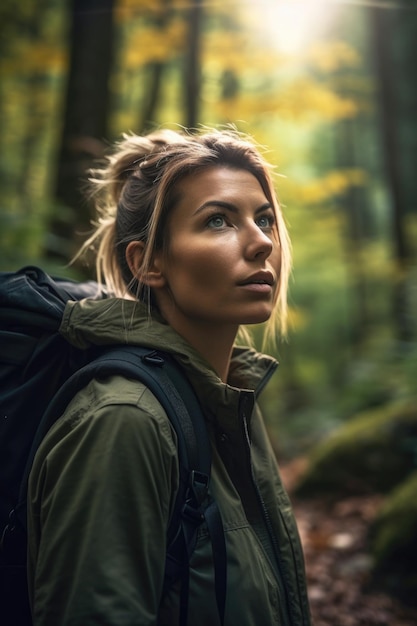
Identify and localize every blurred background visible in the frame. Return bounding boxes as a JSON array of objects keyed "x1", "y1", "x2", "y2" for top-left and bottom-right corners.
[{"x1": 1, "y1": 0, "x2": 416, "y2": 623}]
